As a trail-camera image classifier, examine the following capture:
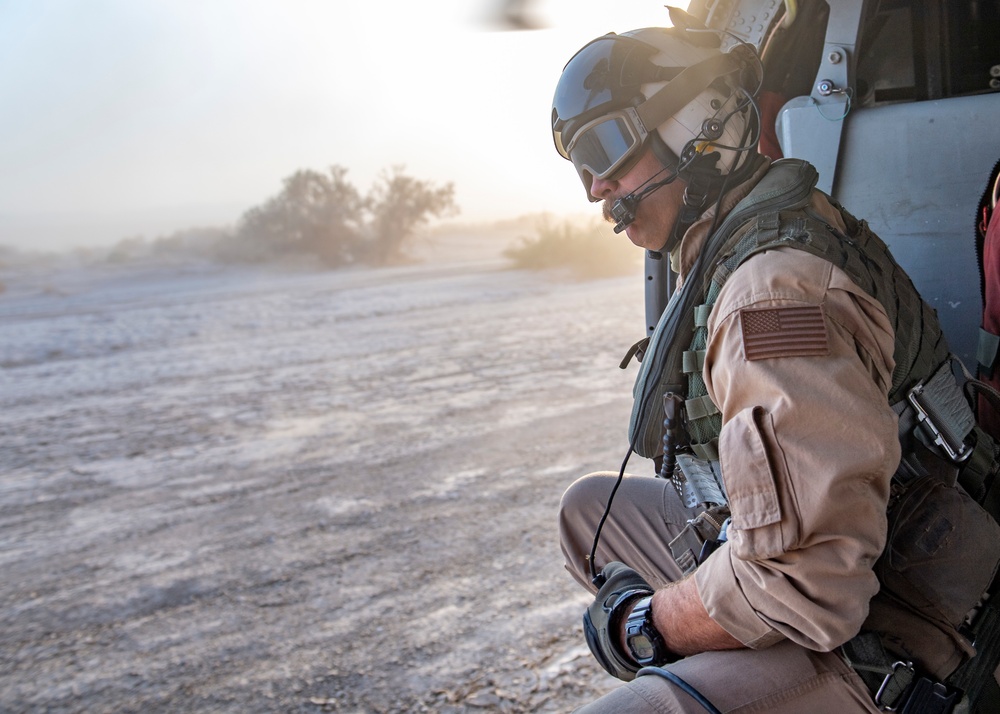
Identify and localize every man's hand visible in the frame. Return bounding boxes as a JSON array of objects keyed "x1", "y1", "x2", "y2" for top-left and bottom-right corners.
[{"x1": 582, "y1": 561, "x2": 653, "y2": 681}]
